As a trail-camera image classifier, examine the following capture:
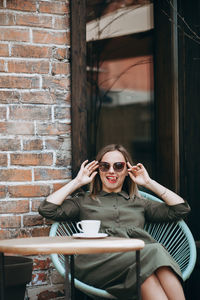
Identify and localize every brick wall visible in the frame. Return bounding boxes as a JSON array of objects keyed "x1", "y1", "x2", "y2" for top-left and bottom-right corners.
[{"x1": 0, "y1": 0, "x2": 70, "y2": 298}]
